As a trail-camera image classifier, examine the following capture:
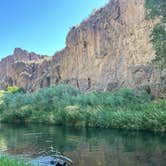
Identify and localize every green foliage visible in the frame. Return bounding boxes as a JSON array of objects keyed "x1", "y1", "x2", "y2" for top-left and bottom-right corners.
[
  {"x1": 0, "y1": 84, "x2": 165, "y2": 132},
  {"x1": 145, "y1": 0, "x2": 166, "y2": 22},
  {"x1": 0, "y1": 156, "x2": 32, "y2": 166},
  {"x1": 151, "y1": 24, "x2": 166, "y2": 68},
  {"x1": 6, "y1": 86, "x2": 24, "y2": 94},
  {"x1": 142, "y1": 100, "x2": 166, "y2": 132},
  {"x1": 0, "y1": 90, "x2": 5, "y2": 97},
  {"x1": 145, "y1": 0, "x2": 166, "y2": 67}
]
